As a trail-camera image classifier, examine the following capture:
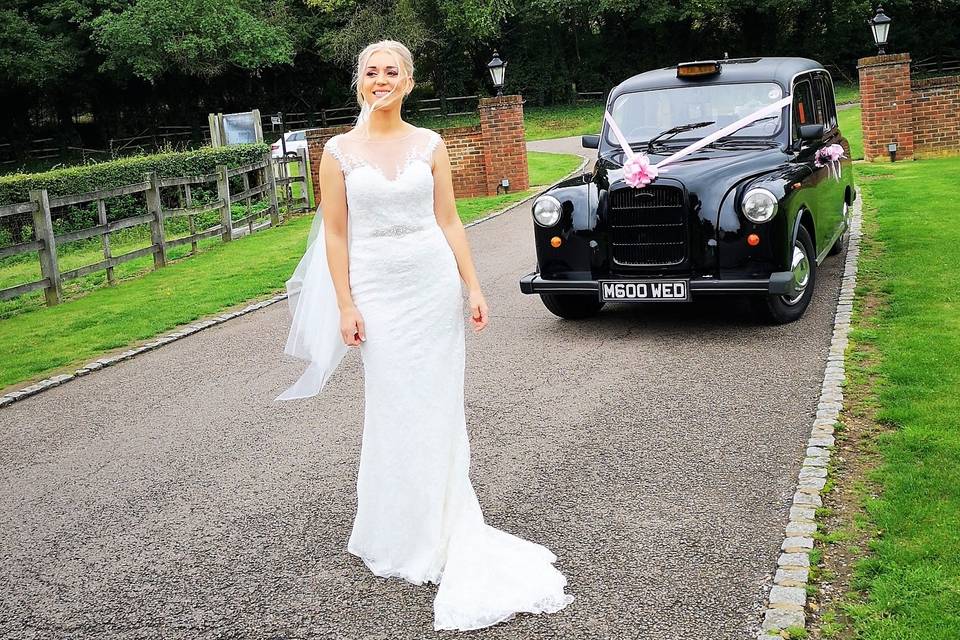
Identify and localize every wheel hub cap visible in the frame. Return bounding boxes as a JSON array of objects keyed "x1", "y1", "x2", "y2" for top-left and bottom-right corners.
[{"x1": 782, "y1": 242, "x2": 810, "y2": 306}]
